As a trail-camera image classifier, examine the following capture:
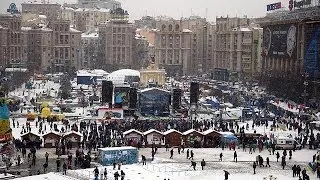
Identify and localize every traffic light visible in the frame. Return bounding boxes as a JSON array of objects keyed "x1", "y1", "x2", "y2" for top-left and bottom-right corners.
[{"x1": 289, "y1": 0, "x2": 294, "y2": 11}]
